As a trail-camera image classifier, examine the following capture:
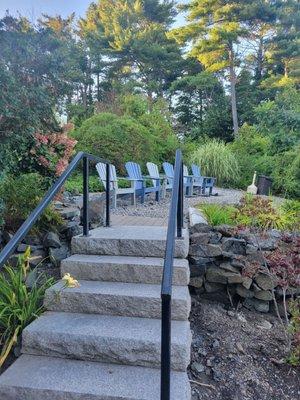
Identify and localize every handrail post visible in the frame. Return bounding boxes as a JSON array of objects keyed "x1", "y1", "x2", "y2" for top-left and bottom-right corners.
[
  {"x1": 106, "y1": 163, "x2": 110, "y2": 227},
  {"x1": 177, "y1": 161, "x2": 183, "y2": 238},
  {"x1": 161, "y1": 294, "x2": 171, "y2": 400},
  {"x1": 82, "y1": 156, "x2": 89, "y2": 236}
]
